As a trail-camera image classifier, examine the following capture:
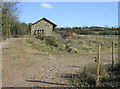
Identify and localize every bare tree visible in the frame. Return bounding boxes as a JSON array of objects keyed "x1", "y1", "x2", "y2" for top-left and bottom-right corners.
[{"x1": 2, "y1": 1, "x2": 19, "y2": 39}]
